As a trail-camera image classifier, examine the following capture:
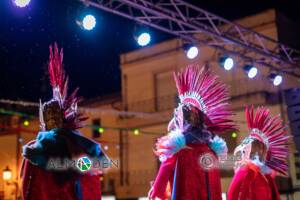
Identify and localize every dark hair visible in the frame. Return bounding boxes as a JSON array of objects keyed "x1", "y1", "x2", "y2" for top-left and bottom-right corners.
[
  {"x1": 43, "y1": 100, "x2": 64, "y2": 130},
  {"x1": 182, "y1": 104, "x2": 205, "y2": 129}
]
